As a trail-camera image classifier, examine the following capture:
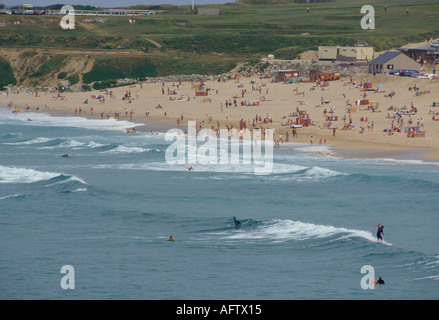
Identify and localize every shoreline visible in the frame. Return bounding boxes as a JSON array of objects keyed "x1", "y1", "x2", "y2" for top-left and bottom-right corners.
[
  {"x1": 4, "y1": 107, "x2": 439, "y2": 166},
  {"x1": 2, "y1": 72, "x2": 439, "y2": 162}
]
